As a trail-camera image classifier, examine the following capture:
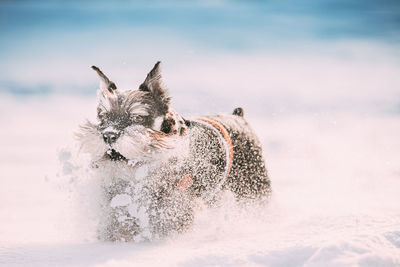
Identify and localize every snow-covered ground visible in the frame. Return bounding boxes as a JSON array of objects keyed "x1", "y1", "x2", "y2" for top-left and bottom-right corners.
[{"x1": 1, "y1": 48, "x2": 400, "y2": 266}]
